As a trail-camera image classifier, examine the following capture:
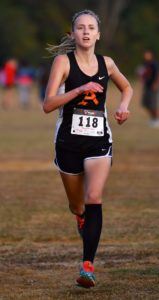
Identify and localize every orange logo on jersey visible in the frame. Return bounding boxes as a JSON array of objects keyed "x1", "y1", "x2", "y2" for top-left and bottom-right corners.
[{"x1": 78, "y1": 90, "x2": 99, "y2": 106}]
